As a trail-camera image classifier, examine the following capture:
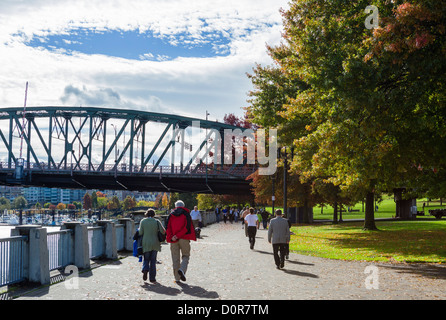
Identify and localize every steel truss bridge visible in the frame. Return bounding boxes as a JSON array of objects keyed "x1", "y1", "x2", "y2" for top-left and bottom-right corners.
[{"x1": 0, "y1": 106, "x2": 255, "y2": 195}]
